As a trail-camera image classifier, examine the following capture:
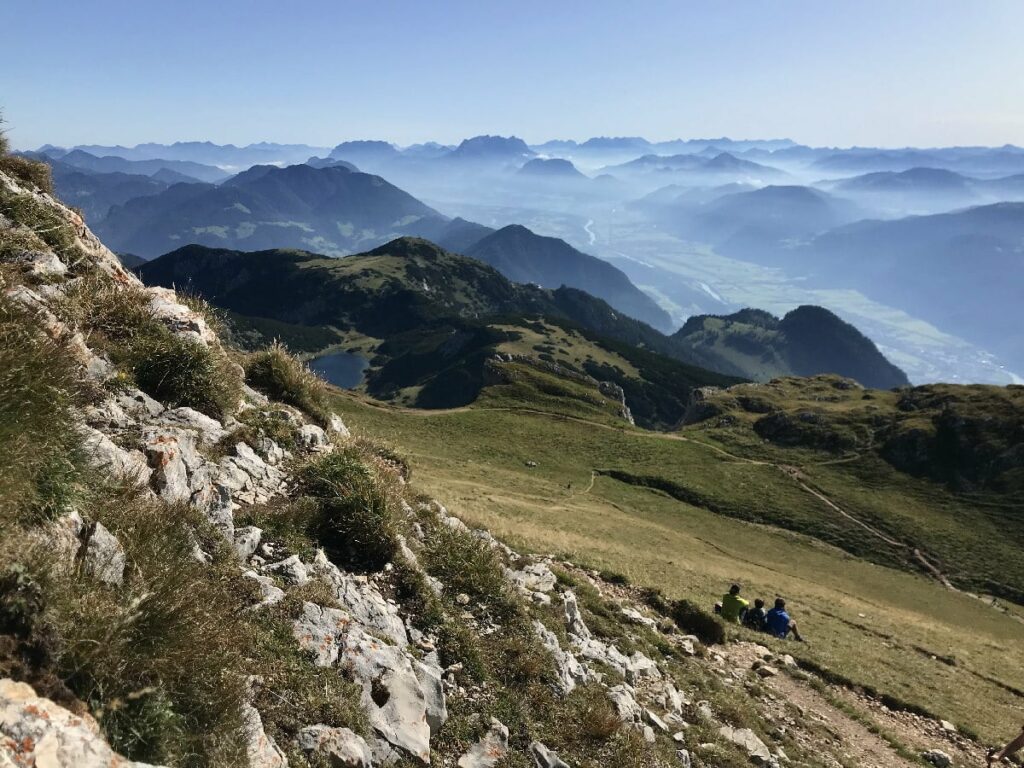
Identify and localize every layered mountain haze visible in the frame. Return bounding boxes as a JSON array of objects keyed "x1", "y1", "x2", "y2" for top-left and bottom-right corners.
[{"x1": 94, "y1": 163, "x2": 449, "y2": 258}]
